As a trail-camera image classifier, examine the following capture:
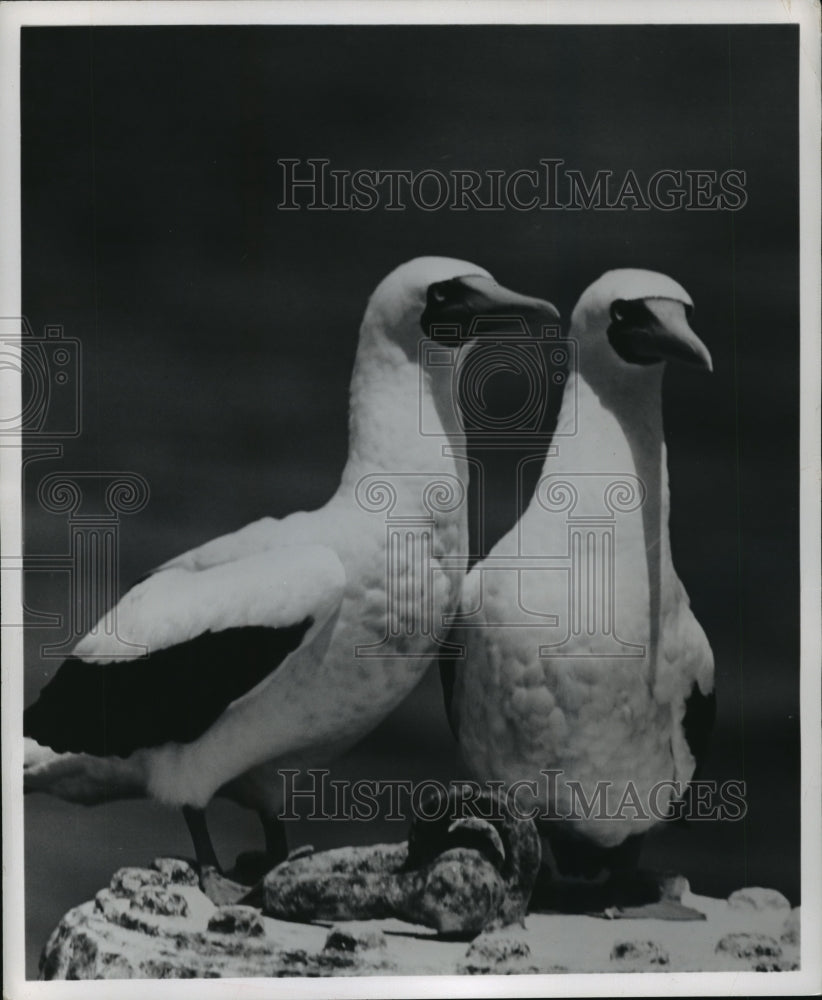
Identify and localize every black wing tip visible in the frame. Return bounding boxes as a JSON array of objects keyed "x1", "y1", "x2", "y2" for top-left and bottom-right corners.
[{"x1": 23, "y1": 621, "x2": 313, "y2": 759}]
